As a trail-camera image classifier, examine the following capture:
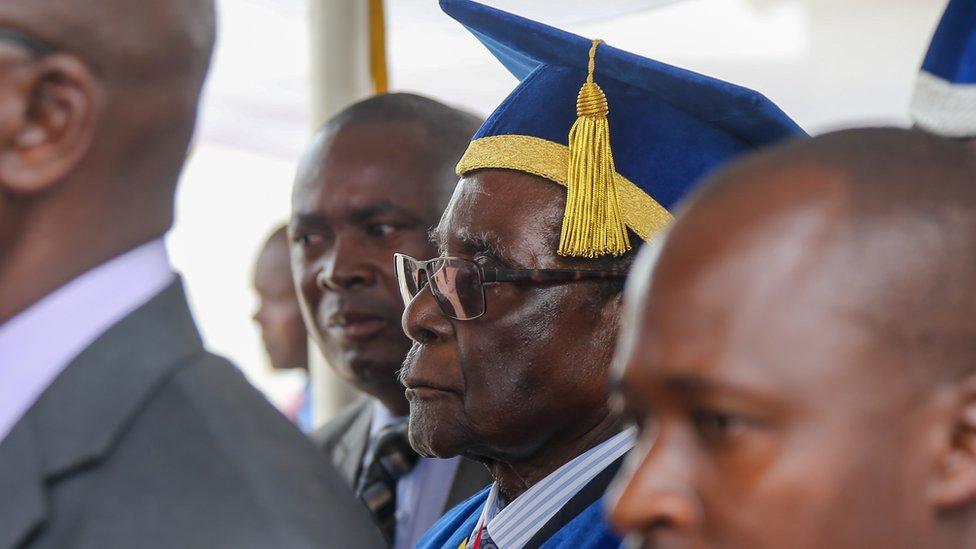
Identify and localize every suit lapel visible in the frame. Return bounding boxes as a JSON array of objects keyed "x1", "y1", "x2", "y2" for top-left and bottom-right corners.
[
  {"x1": 0, "y1": 279, "x2": 203, "y2": 548},
  {"x1": 0, "y1": 426, "x2": 46, "y2": 549},
  {"x1": 332, "y1": 400, "x2": 373, "y2": 486}
]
